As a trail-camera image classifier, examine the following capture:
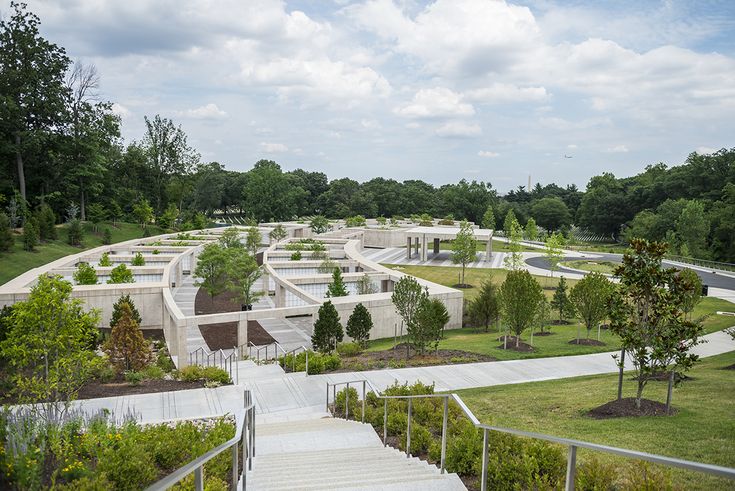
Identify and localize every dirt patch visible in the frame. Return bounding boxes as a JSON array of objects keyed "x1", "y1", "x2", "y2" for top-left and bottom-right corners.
[
  {"x1": 452, "y1": 283, "x2": 474, "y2": 289},
  {"x1": 496, "y1": 335, "x2": 534, "y2": 352},
  {"x1": 337, "y1": 343, "x2": 495, "y2": 372},
  {"x1": 77, "y1": 379, "x2": 205, "y2": 400},
  {"x1": 724, "y1": 364, "x2": 735, "y2": 371},
  {"x1": 194, "y1": 288, "x2": 276, "y2": 350},
  {"x1": 647, "y1": 371, "x2": 691, "y2": 383},
  {"x1": 587, "y1": 397, "x2": 676, "y2": 419},
  {"x1": 568, "y1": 338, "x2": 606, "y2": 346}
]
